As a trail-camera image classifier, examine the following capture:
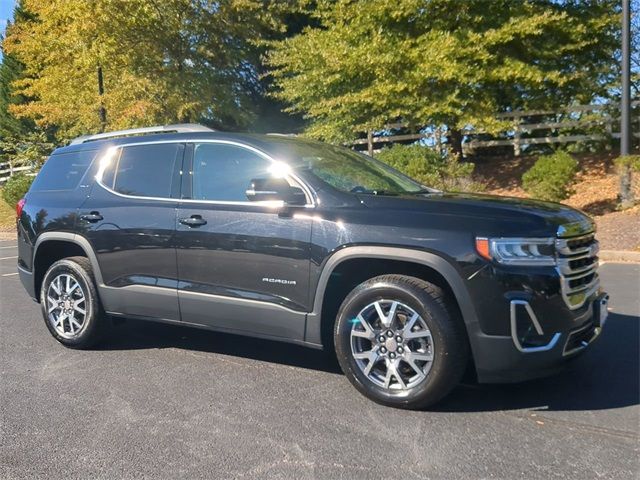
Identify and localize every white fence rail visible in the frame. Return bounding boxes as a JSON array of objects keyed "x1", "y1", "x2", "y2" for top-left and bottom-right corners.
[{"x1": 0, "y1": 163, "x2": 33, "y2": 184}]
